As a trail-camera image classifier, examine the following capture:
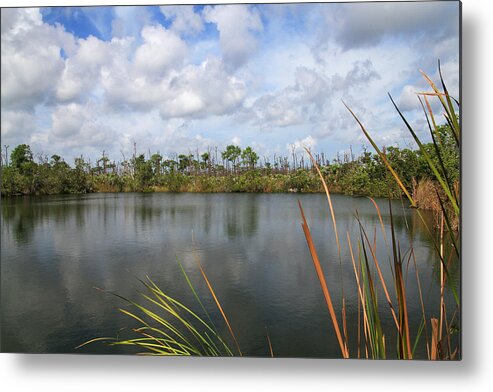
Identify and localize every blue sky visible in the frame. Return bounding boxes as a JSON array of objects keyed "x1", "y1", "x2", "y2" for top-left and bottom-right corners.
[{"x1": 1, "y1": 2, "x2": 460, "y2": 164}]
